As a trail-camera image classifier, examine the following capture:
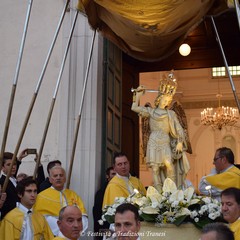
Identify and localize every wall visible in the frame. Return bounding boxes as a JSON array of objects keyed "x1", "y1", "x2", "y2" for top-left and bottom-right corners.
[{"x1": 0, "y1": 0, "x2": 64, "y2": 174}]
